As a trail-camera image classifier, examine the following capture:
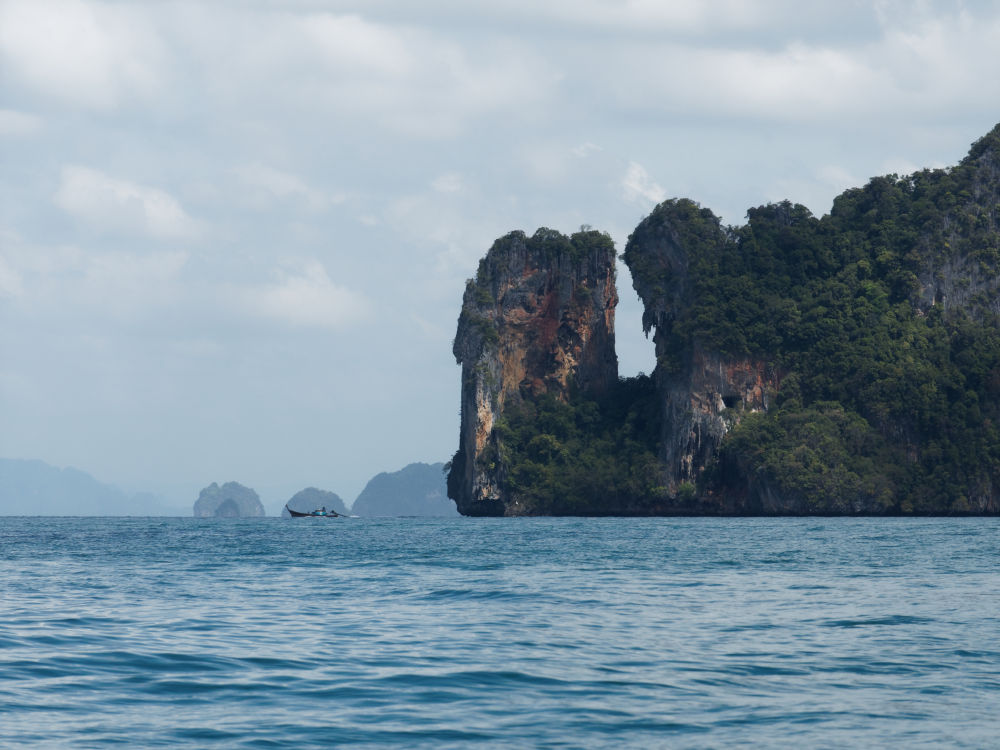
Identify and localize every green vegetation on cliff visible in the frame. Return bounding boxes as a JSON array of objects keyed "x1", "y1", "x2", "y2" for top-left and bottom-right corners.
[
  {"x1": 450, "y1": 125, "x2": 1000, "y2": 515},
  {"x1": 493, "y1": 376, "x2": 665, "y2": 514},
  {"x1": 627, "y1": 125, "x2": 1000, "y2": 513}
]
